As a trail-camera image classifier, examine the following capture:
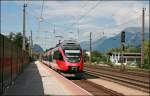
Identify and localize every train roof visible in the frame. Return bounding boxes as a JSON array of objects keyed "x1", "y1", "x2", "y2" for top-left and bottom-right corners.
[
  {"x1": 60, "y1": 40, "x2": 81, "y2": 49},
  {"x1": 44, "y1": 40, "x2": 81, "y2": 54},
  {"x1": 61, "y1": 40, "x2": 79, "y2": 46}
]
